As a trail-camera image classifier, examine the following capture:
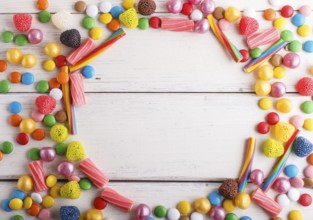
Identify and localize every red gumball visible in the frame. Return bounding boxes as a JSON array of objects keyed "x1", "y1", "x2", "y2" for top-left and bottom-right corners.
[
  {"x1": 93, "y1": 197, "x2": 107, "y2": 210},
  {"x1": 299, "y1": 193, "x2": 312, "y2": 206},
  {"x1": 256, "y1": 122, "x2": 270, "y2": 134},
  {"x1": 240, "y1": 49, "x2": 250, "y2": 62},
  {"x1": 181, "y1": 3, "x2": 193, "y2": 16},
  {"x1": 54, "y1": 55, "x2": 67, "y2": 67},
  {"x1": 16, "y1": 133, "x2": 29, "y2": 145},
  {"x1": 265, "y1": 112, "x2": 280, "y2": 125},
  {"x1": 281, "y1": 5, "x2": 294, "y2": 18},
  {"x1": 149, "y1": 16, "x2": 161, "y2": 29}
]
